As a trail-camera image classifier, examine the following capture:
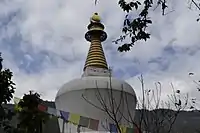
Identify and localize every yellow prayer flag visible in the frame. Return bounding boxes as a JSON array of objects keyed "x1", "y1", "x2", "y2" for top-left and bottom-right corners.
[
  {"x1": 14, "y1": 105, "x2": 22, "y2": 112},
  {"x1": 69, "y1": 113, "x2": 80, "y2": 125},
  {"x1": 119, "y1": 125, "x2": 127, "y2": 133},
  {"x1": 14, "y1": 97, "x2": 20, "y2": 104},
  {"x1": 13, "y1": 97, "x2": 22, "y2": 112}
]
